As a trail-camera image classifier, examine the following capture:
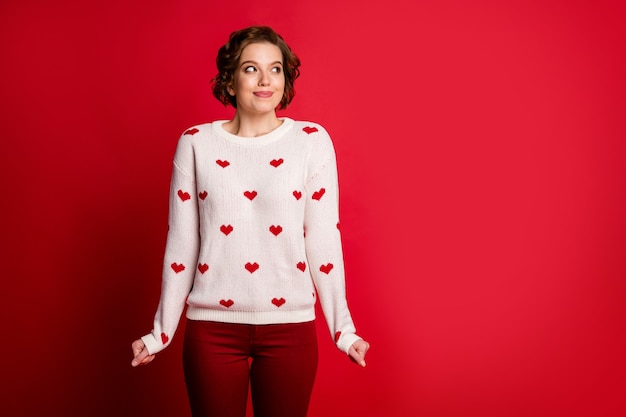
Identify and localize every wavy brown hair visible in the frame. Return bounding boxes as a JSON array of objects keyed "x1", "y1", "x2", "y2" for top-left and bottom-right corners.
[{"x1": 211, "y1": 26, "x2": 301, "y2": 109}]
